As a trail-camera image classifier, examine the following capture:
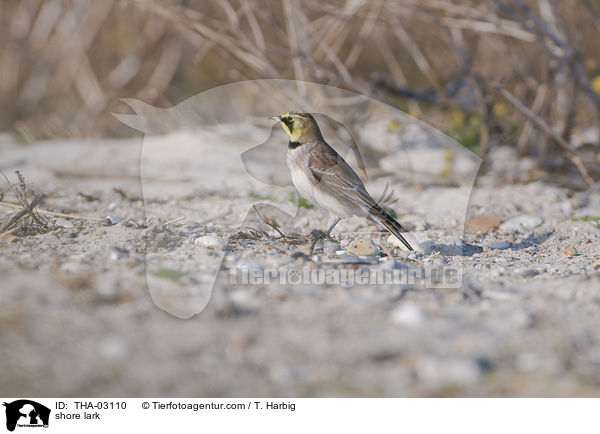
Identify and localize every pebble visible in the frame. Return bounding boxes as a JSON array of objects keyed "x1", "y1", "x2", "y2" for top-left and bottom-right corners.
[
  {"x1": 510, "y1": 310, "x2": 534, "y2": 328},
  {"x1": 110, "y1": 246, "x2": 129, "y2": 260},
  {"x1": 390, "y1": 302, "x2": 425, "y2": 327},
  {"x1": 466, "y1": 215, "x2": 502, "y2": 232},
  {"x1": 347, "y1": 238, "x2": 378, "y2": 256},
  {"x1": 54, "y1": 218, "x2": 74, "y2": 228},
  {"x1": 416, "y1": 356, "x2": 482, "y2": 387},
  {"x1": 514, "y1": 267, "x2": 539, "y2": 278},
  {"x1": 42, "y1": 234, "x2": 61, "y2": 246},
  {"x1": 489, "y1": 241, "x2": 510, "y2": 250},
  {"x1": 562, "y1": 245, "x2": 577, "y2": 257},
  {"x1": 499, "y1": 215, "x2": 542, "y2": 233},
  {"x1": 194, "y1": 235, "x2": 225, "y2": 249},
  {"x1": 104, "y1": 215, "x2": 122, "y2": 225},
  {"x1": 323, "y1": 239, "x2": 341, "y2": 256},
  {"x1": 489, "y1": 266, "x2": 507, "y2": 277},
  {"x1": 97, "y1": 336, "x2": 128, "y2": 362},
  {"x1": 515, "y1": 352, "x2": 560, "y2": 374}
]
